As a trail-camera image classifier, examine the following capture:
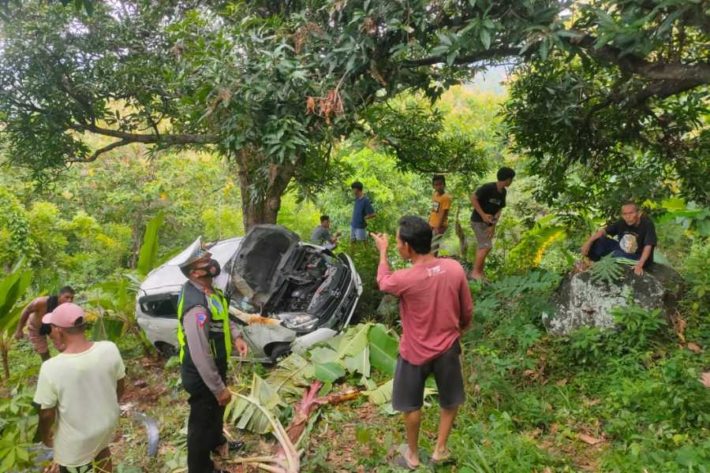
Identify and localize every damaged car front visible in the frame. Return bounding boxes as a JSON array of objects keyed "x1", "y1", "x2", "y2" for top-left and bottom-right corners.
[{"x1": 136, "y1": 225, "x2": 362, "y2": 362}]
